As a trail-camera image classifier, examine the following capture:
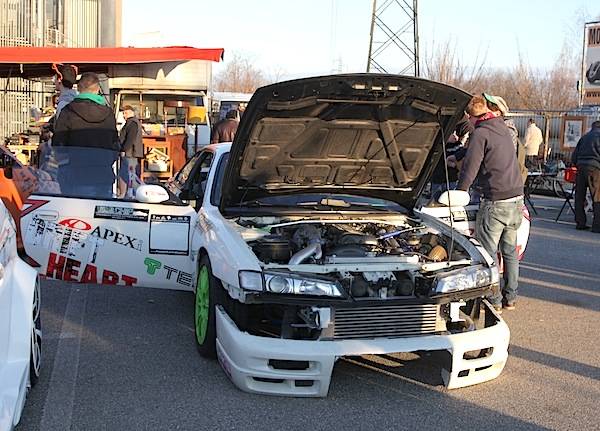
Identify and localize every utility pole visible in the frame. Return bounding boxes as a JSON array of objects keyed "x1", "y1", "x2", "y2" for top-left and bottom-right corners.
[{"x1": 366, "y1": 0, "x2": 419, "y2": 76}]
